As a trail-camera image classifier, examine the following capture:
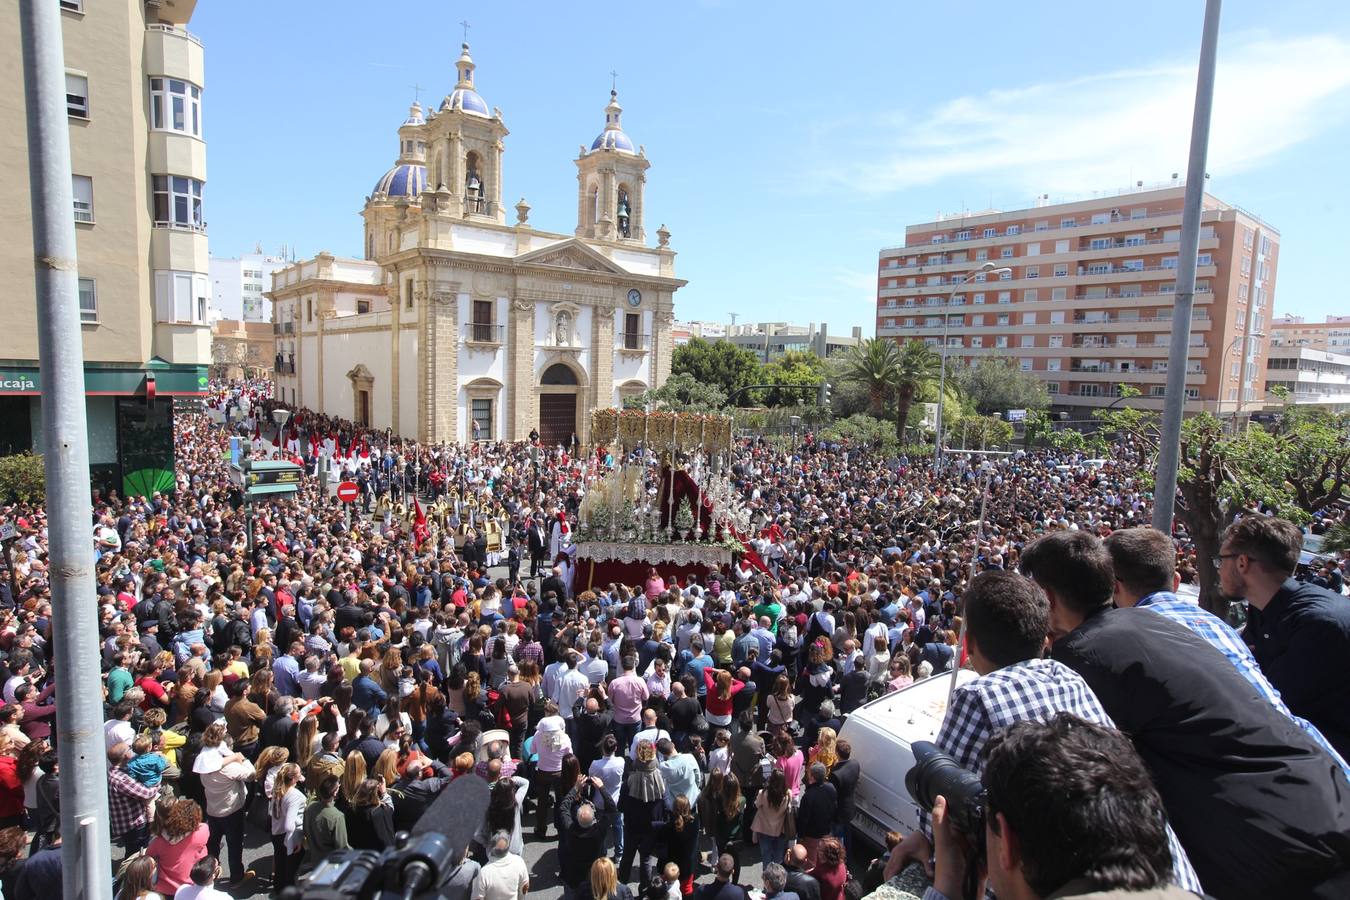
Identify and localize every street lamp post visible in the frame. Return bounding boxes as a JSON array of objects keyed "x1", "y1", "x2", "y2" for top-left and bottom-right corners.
[{"x1": 934, "y1": 262, "x2": 1012, "y2": 470}]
